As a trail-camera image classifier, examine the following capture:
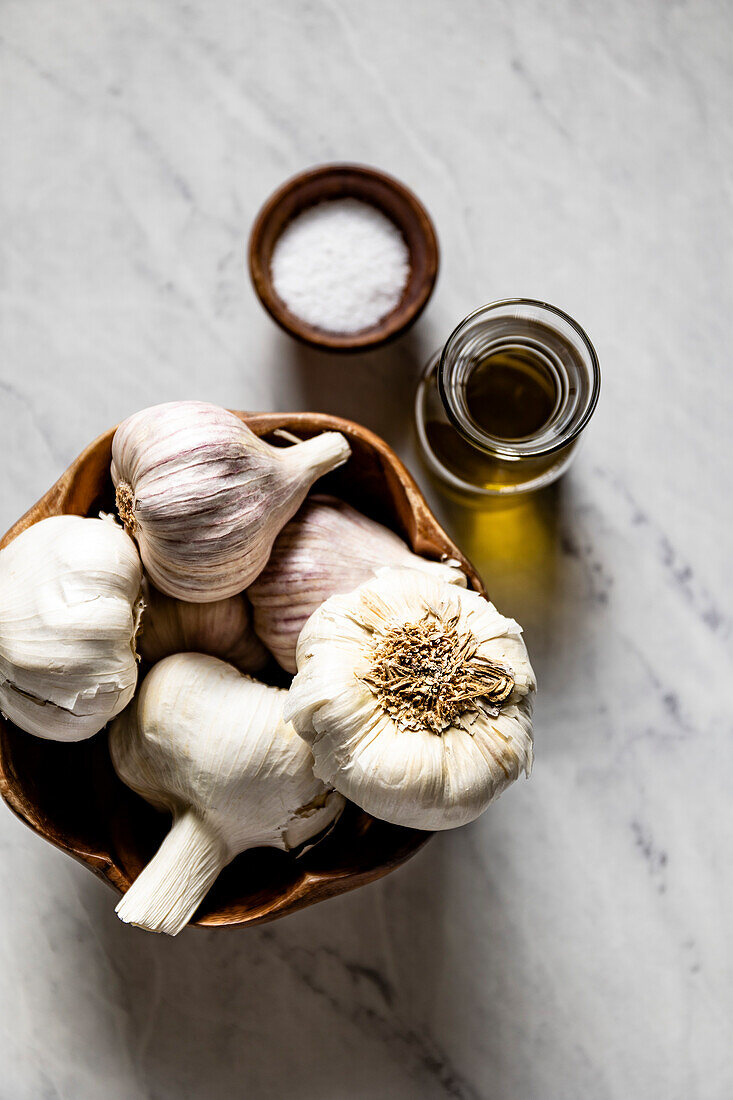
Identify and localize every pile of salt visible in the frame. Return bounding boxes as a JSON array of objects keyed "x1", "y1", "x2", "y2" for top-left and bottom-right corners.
[{"x1": 270, "y1": 198, "x2": 410, "y2": 334}]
